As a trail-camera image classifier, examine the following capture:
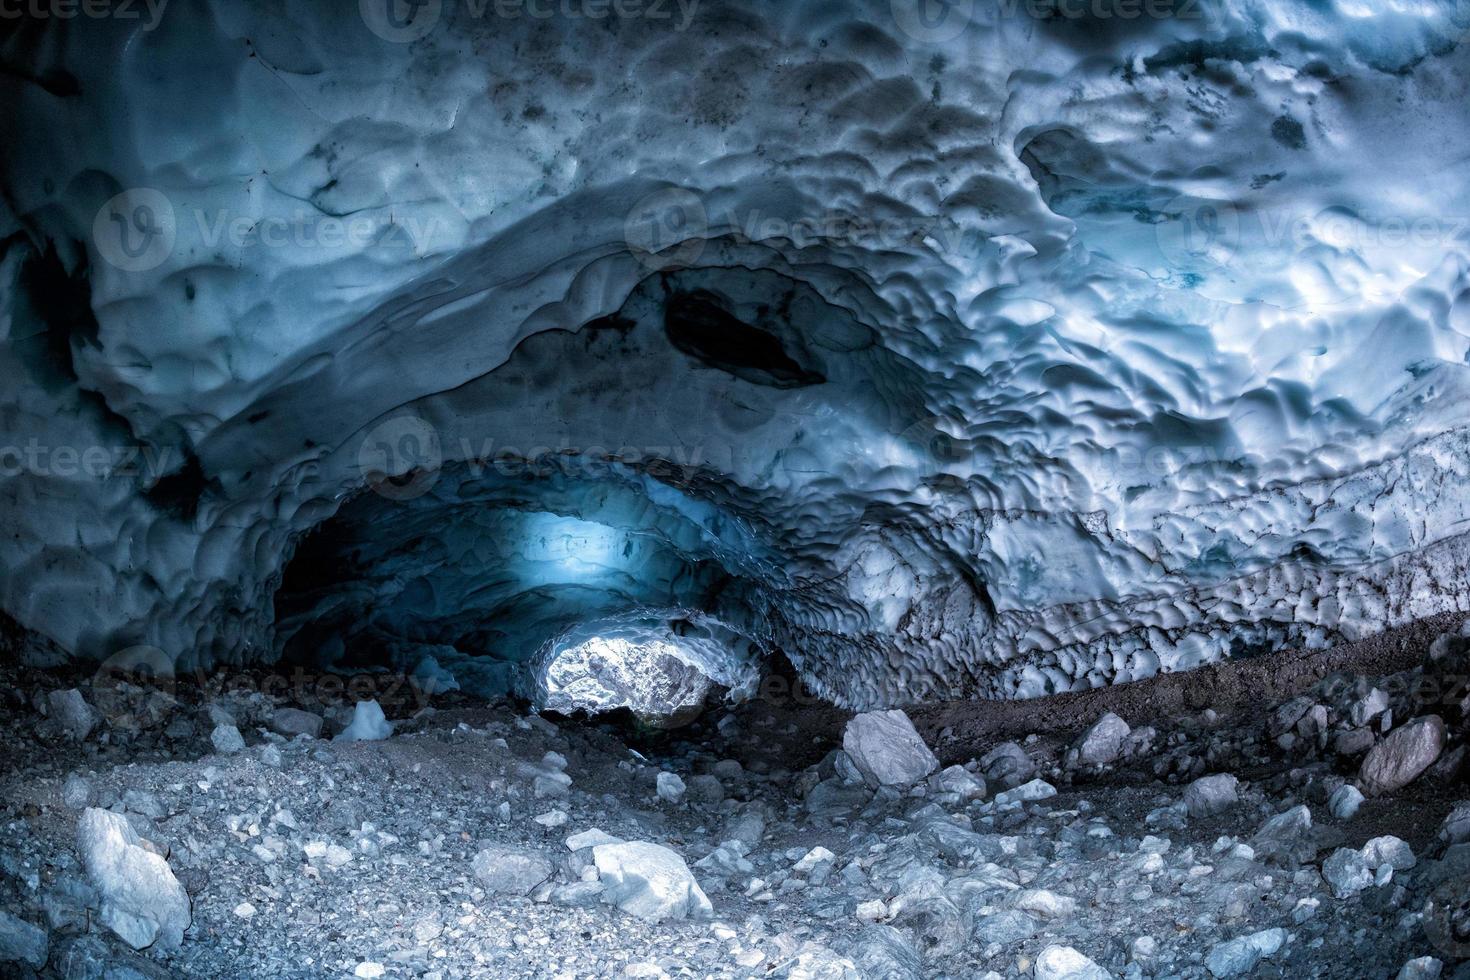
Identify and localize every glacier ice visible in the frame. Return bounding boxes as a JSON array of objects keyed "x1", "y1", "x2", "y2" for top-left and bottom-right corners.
[{"x1": 1, "y1": 0, "x2": 1470, "y2": 709}]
